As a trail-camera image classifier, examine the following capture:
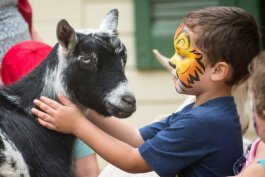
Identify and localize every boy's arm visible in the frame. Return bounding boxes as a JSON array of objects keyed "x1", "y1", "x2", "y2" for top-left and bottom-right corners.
[
  {"x1": 32, "y1": 95, "x2": 151, "y2": 173},
  {"x1": 75, "y1": 116, "x2": 152, "y2": 173},
  {"x1": 86, "y1": 110, "x2": 144, "y2": 147}
]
